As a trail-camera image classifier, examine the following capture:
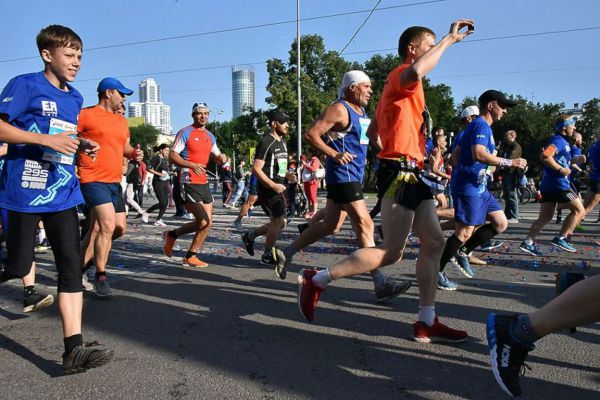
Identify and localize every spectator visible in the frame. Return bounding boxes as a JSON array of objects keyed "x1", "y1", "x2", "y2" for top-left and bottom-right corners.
[
  {"x1": 302, "y1": 150, "x2": 321, "y2": 219},
  {"x1": 229, "y1": 159, "x2": 246, "y2": 208},
  {"x1": 498, "y1": 129, "x2": 522, "y2": 223},
  {"x1": 221, "y1": 155, "x2": 233, "y2": 206}
]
